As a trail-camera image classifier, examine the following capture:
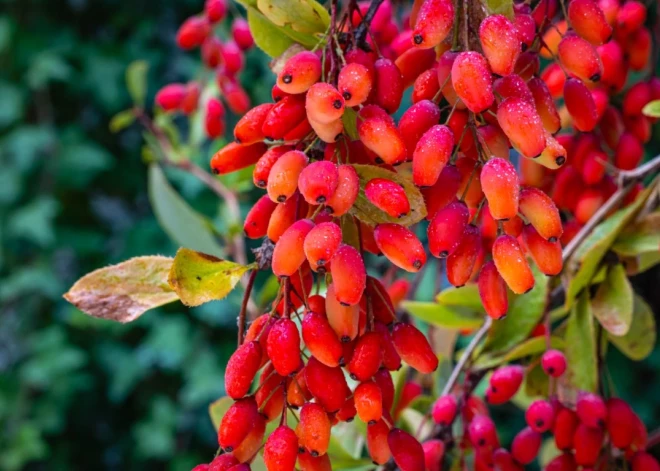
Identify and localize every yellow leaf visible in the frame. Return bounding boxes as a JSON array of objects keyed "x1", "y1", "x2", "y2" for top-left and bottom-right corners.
[
  {"x1": 257, "y1": 0, "x2": 329, "y2": 35},
  {"x1": 168, "y1": 248, "x2": 253, "y2": 306},
  {"x1": 63, "y1": 256, "x2": 177, "y2": 323}
]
